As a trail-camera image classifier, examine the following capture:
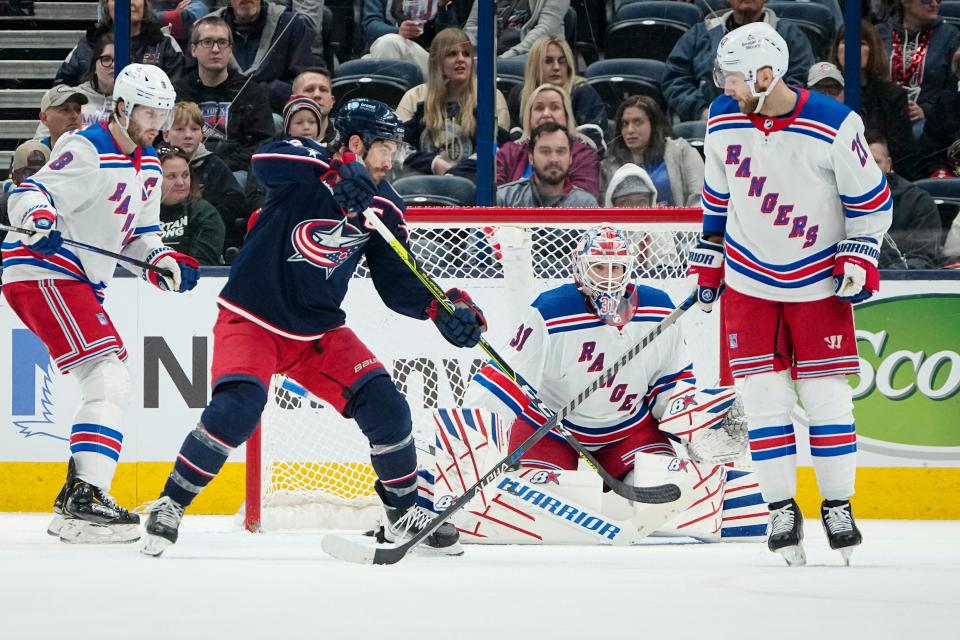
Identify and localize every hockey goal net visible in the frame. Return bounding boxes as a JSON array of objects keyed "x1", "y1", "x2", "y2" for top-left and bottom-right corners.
[{"x1": 243, "y1": 208, "x2": 719, "y2": 531}]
